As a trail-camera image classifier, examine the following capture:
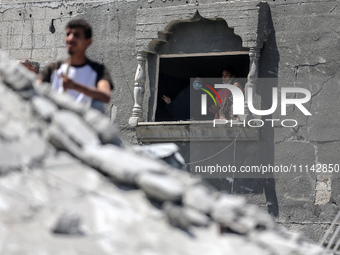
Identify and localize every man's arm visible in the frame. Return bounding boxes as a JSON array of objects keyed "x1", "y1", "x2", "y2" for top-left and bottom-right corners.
[
  {"x1": 61, "y1": 74, "x2": 111, "y2": 103},
  {"x1": 38, "y1": 61, "x2": 62, "y2": 84}
]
